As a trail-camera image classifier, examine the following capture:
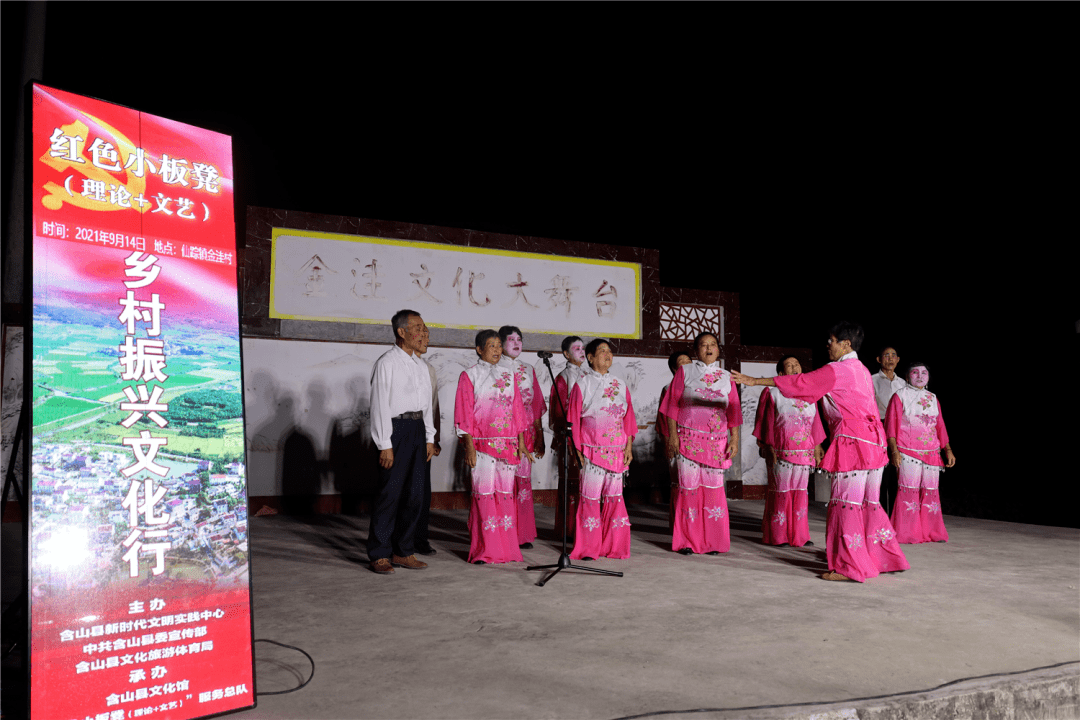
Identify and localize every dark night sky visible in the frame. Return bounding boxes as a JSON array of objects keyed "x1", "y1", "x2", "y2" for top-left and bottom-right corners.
[{"x1": 5, "y1": 5, "x2": 1077, "y2": 527}]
